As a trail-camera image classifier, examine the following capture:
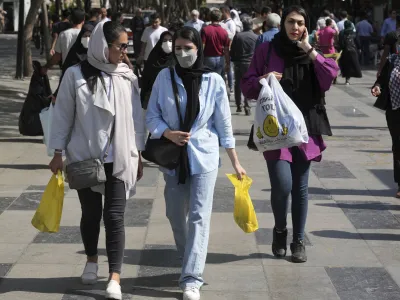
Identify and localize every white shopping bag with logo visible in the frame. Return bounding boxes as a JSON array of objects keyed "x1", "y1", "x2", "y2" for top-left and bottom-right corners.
[{"x1": 253, "y1": 75, "x2": 309, "y2": 152}]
